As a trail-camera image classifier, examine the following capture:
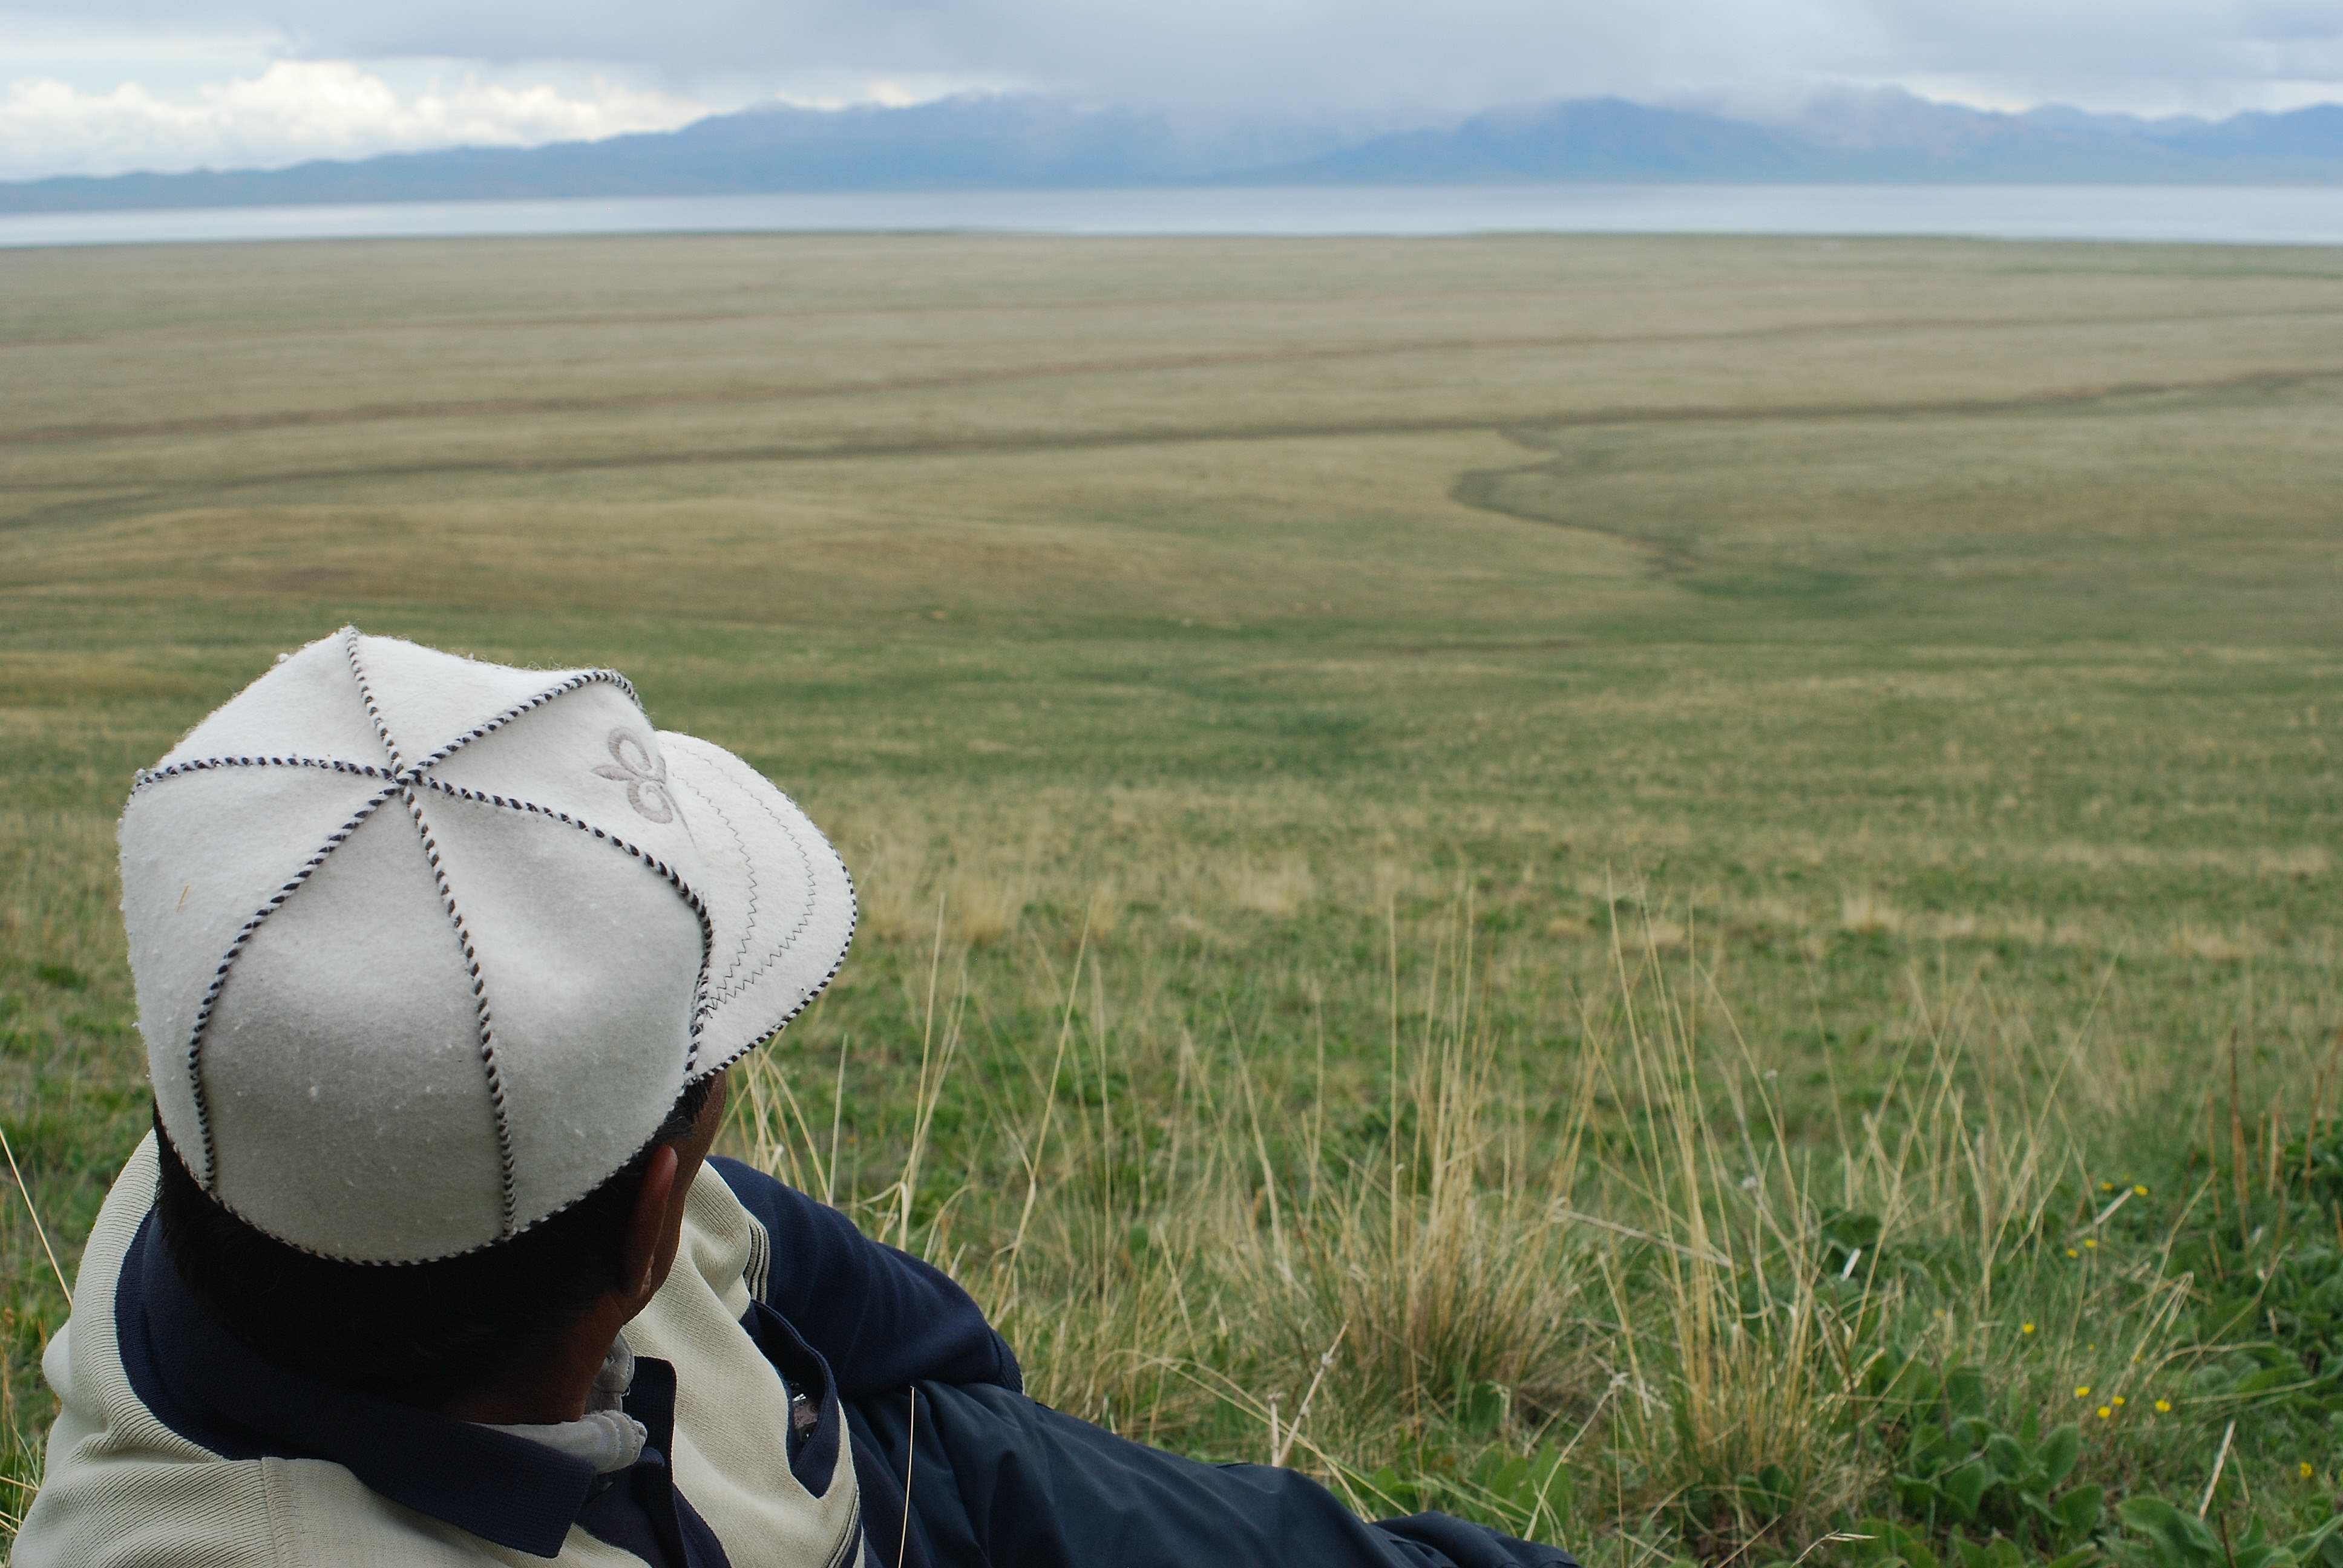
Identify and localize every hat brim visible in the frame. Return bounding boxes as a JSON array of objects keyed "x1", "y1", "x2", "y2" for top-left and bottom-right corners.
[{"x1": 656, "y1": 731, "x2": 856, "y2": 1079}]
